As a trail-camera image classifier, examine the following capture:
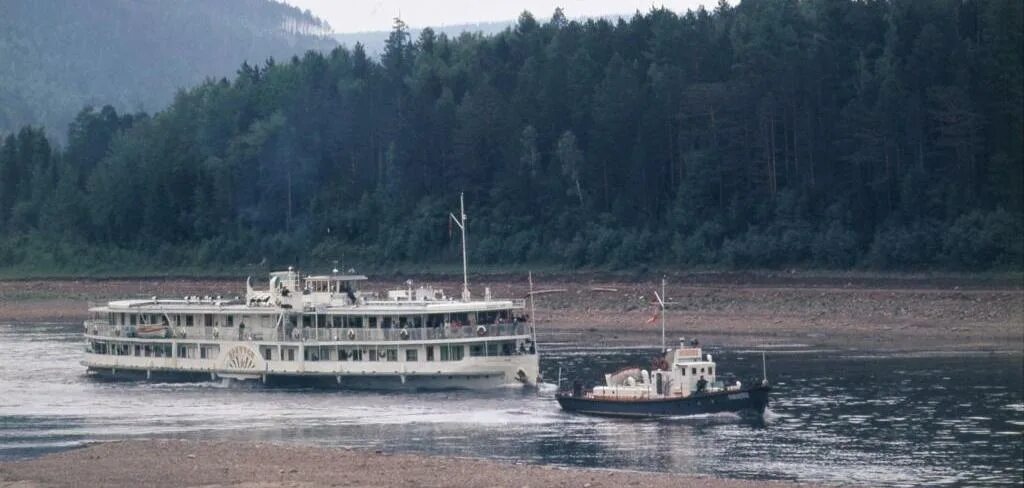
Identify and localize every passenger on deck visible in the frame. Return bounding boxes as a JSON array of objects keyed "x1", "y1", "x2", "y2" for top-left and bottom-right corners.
[{"x1": 696, "y1": 375, "x2": 708, "y2": 393}]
